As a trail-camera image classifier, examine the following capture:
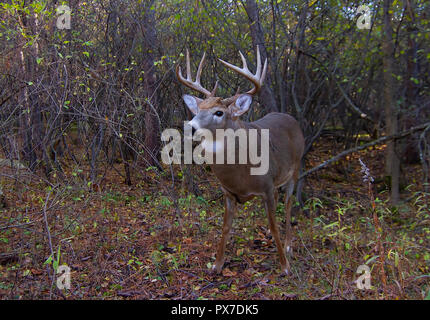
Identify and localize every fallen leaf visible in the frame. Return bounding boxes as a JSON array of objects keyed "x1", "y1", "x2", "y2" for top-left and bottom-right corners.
[
  {"x1": 222, "y1": 268, "x2": 237, "y2": 277},
  {"x1": 31, "y1": 269, "x2": 43, "y2": 275}
]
